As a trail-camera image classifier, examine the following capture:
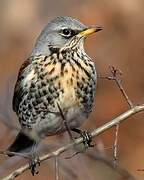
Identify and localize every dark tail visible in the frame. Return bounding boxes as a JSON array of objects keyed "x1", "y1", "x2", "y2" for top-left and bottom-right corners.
[{"x1": 7, "y1": 132, "x2": 35, "y2": 157}]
